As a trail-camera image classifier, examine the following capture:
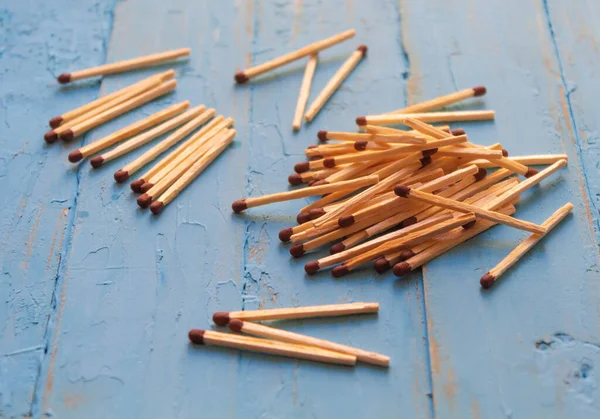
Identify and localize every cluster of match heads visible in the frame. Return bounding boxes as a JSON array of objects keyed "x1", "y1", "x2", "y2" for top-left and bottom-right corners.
[
  {"x1": 230, "y1": 86, "x2": 572, "y2": 289},
  {"x1": 188, "y1": 302, "x2": 389, "y2": 367},
  {"x1": 46, "y1": 49, "x2": 235, "y2": 214}
]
